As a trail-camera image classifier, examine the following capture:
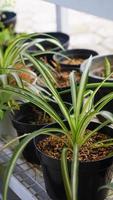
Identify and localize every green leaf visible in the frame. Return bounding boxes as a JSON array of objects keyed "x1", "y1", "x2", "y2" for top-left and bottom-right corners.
[
  {"x1": 25, "y1": 53, "x2": 73, "y2": 132},
  {"x1": 100, "y1": 182, "x2": 113, "y2": 191},
  {"x1": 104, "y1": 57, "x2": 111, "y2": 77},
  {"x1": 0, "y1": 109, "x2": 4, "y2": 120},
  {"x1": 71, "y1": 144, "x2": 78, "y2": 200},
  {"x1": 61, "y1": 148, "x2": 72, "y2": 200},
  {"x1": 2, "y1": 128, "x2": 65, "y2": 200},
  {"x1": 99, "y1": 110, "x2": 113, "y2": 123},
  {"x1": 75, "y1": 56, "x2": 92, "y2": 122},
  {"x1": 81, "y1": 119, "x2": 110, "y2": 146},
  {"x1": 0, "y1": 86, "x2": 68, "y2": 132},
  {"x1": 69, "y1": 71, "x2": 77, "y2": 119}
]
